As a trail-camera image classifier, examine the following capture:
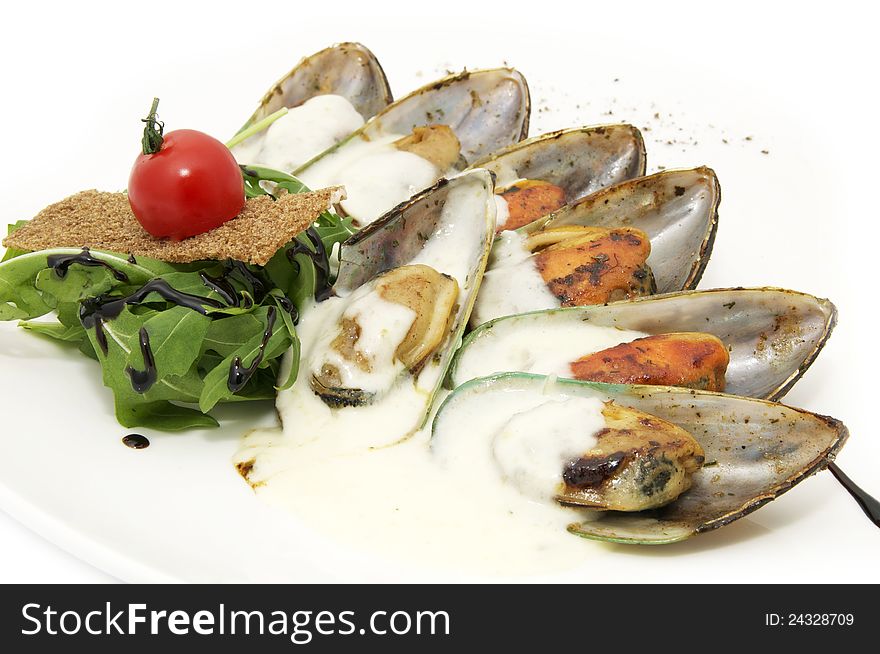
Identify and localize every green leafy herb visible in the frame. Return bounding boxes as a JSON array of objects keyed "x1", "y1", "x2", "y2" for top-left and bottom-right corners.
[{"x1": 0, "y1": 168, "x2": 355, "y2": 432}]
